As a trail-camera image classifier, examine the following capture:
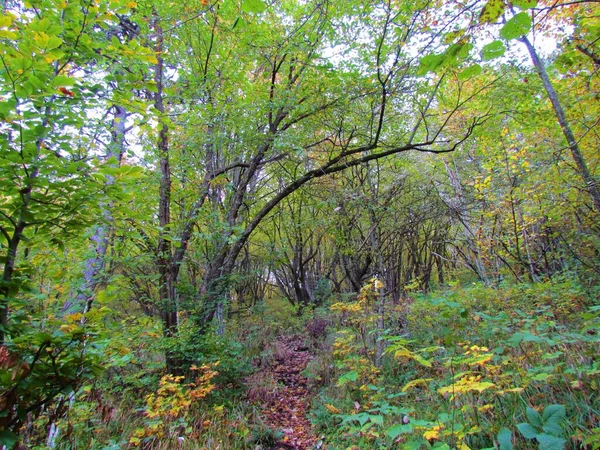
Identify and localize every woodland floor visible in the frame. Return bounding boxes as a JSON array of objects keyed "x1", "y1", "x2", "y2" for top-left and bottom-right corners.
[{"x1": 254, "y1": 335, "x2": 320, "y2": 450}]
